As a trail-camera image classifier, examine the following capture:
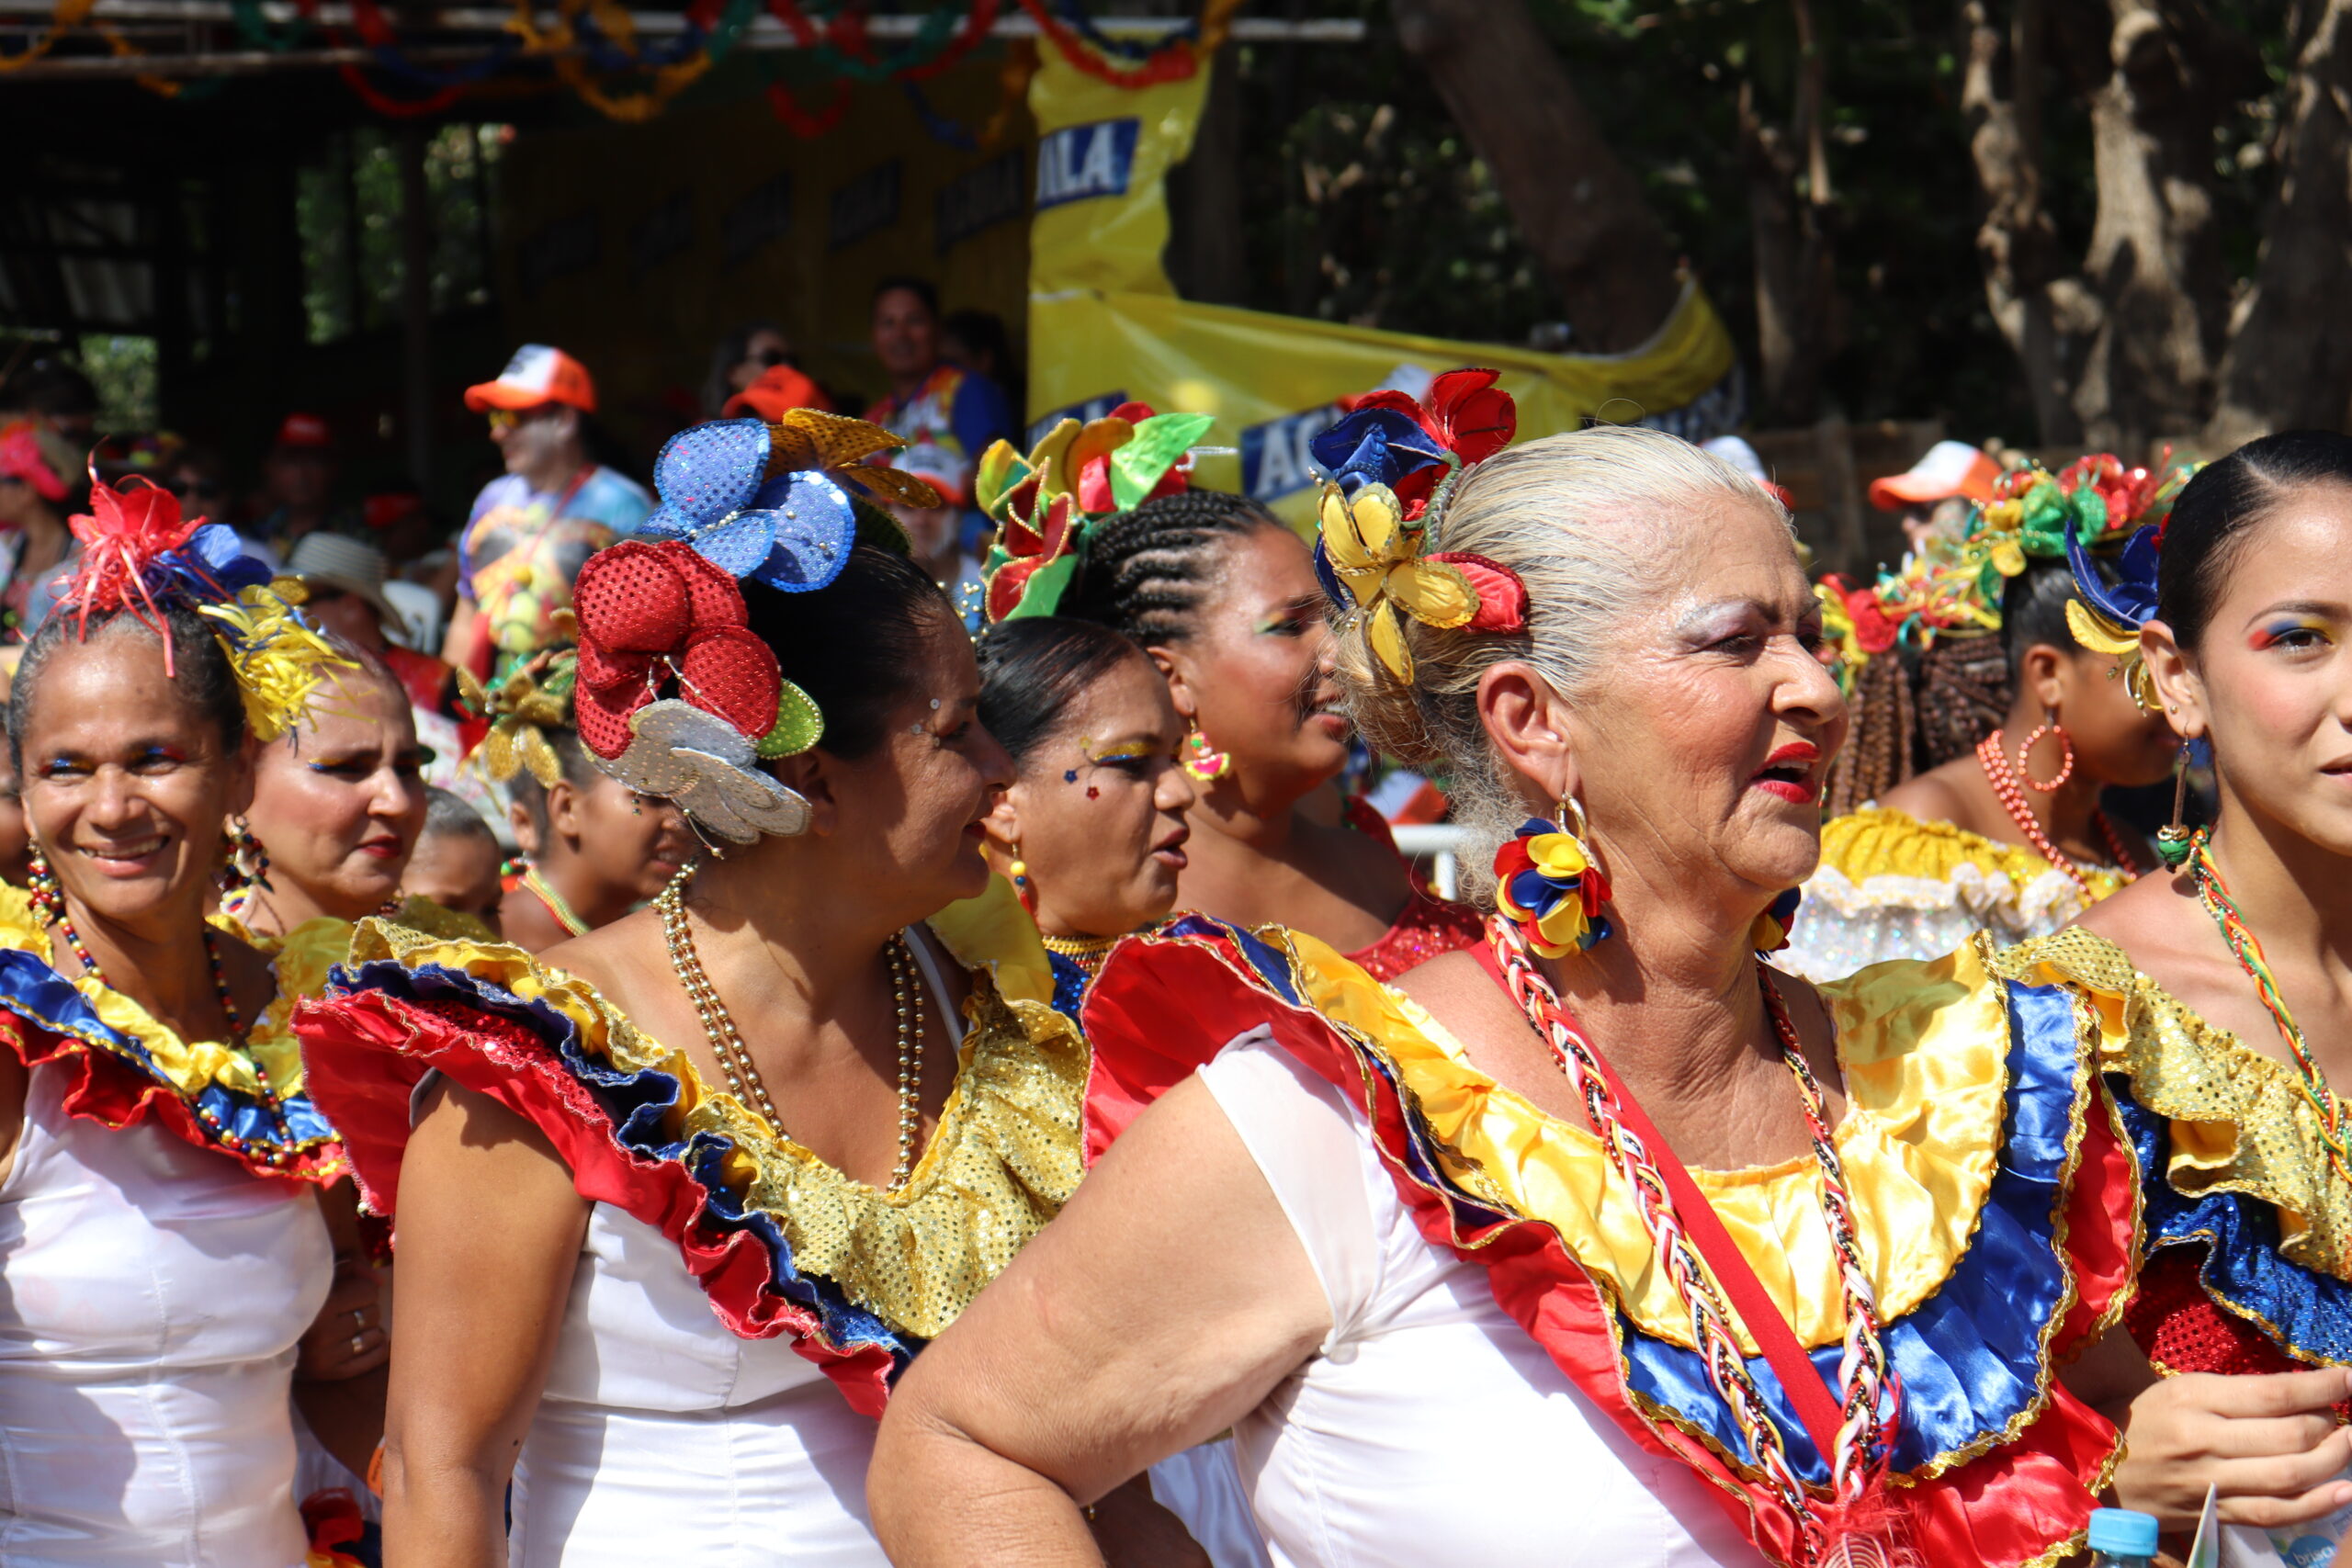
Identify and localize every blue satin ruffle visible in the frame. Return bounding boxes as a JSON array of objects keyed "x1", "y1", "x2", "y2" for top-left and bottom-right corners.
[
  {"x1": 334, "y1": 953, "x2": 916, "y2": 1371},
  {"x1": 2111, "y1": 1079, "x2": 2352, "y2": 1366},
  {"x1": 0, "y1": 946, "x2": 335, "y2": 1155},
  {"x1": 1621, "y1": 976, "x2": 2086, "y2": 1481}
]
